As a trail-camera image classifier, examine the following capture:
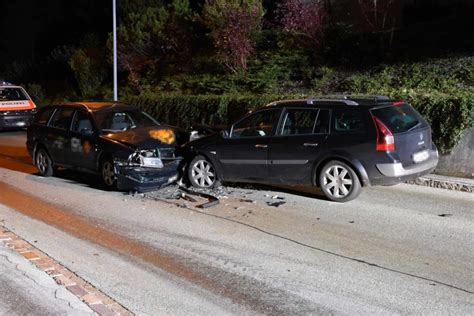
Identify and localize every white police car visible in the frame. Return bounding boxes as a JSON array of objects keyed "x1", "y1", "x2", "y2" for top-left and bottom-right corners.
[{"x1": 0, "y1": 81, "x2": 37, "y2": 130}]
